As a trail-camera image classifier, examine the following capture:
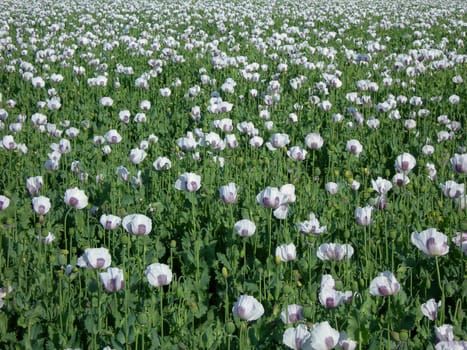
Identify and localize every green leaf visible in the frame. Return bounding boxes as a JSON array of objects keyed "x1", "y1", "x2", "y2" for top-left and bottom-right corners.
[
  {"x1": 115, "y1": 330, "x2": 126, "y2": 345},
  {"x1": 216, "y1": 253, "x2": 232, "y2": 271},
  {"x1": 84, "y1": 315, "x2": 98, "y2": 335}
]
